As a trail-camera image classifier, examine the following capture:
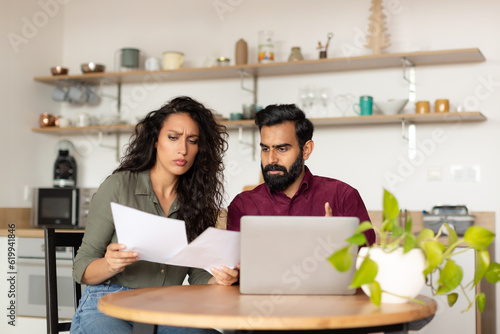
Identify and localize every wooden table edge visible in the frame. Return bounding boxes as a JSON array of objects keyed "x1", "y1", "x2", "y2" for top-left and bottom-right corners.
[{"x1": 98, "y1": 285, "x2": 437, "y2": 330}]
